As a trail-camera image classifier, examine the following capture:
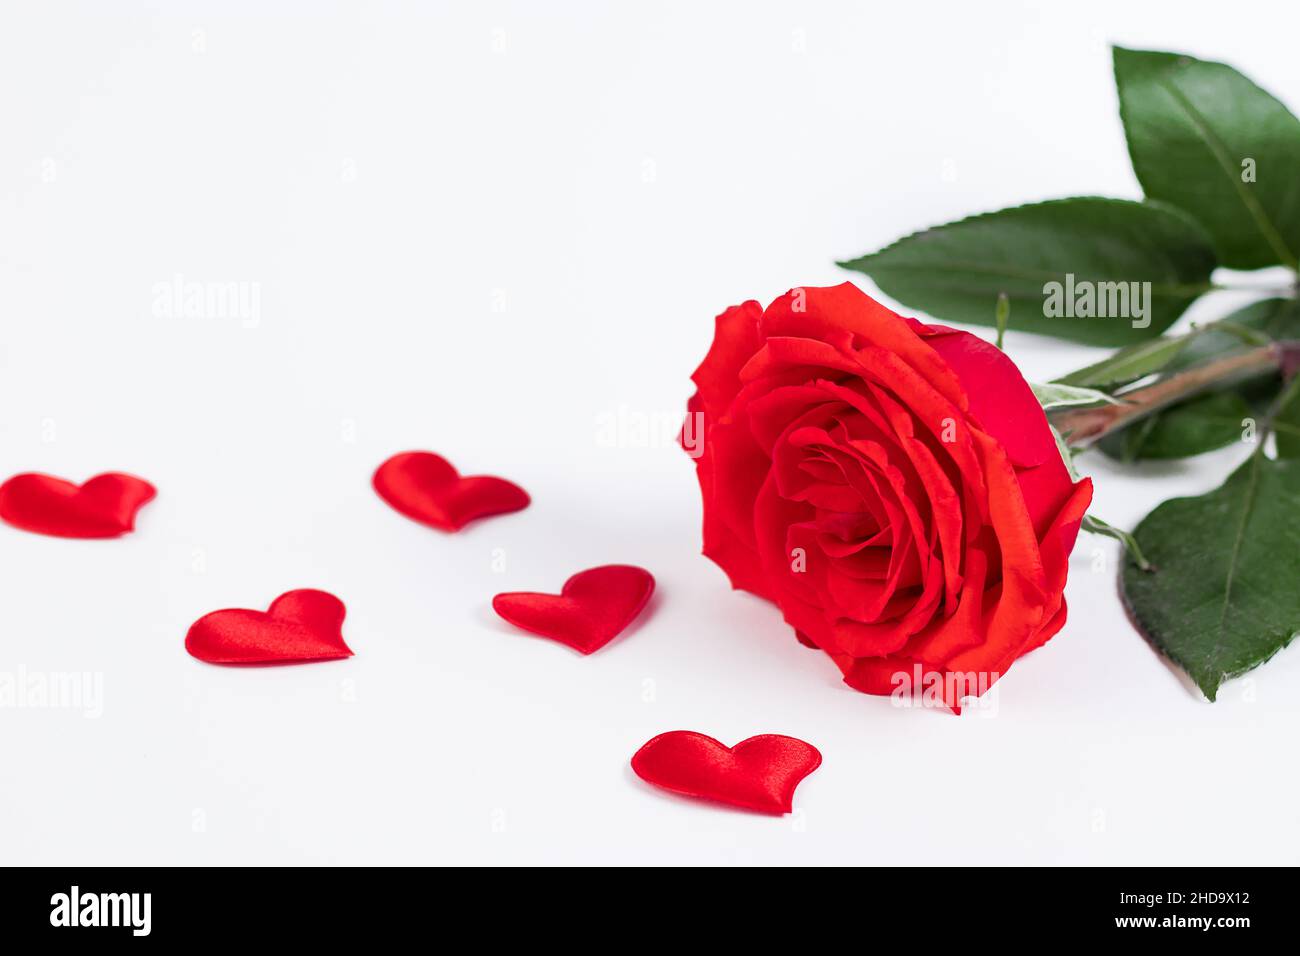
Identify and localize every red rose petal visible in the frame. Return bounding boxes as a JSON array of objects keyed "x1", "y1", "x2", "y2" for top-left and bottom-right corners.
[
  {"x1": 492, "y1": 564, "x2": 655, "y2": 654},
  {"x1": 913, "y1": 322, "x2": 1056, "y2": 469},
  {"x1": 0, "y1": 472, "x2": 156, "y2": 539},
  {"x1": 631, "y1": 731, "x2": 821, "y2": 814},
  {"x1": 185, "y1": 589, "x2": 353, "y2": 664},
  {"x1": 683, "y1": 283, "x2": 1093, "y2": 708},
  {"x1": 373, "y1": 451, "x2": 529, "y2": 532}
]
